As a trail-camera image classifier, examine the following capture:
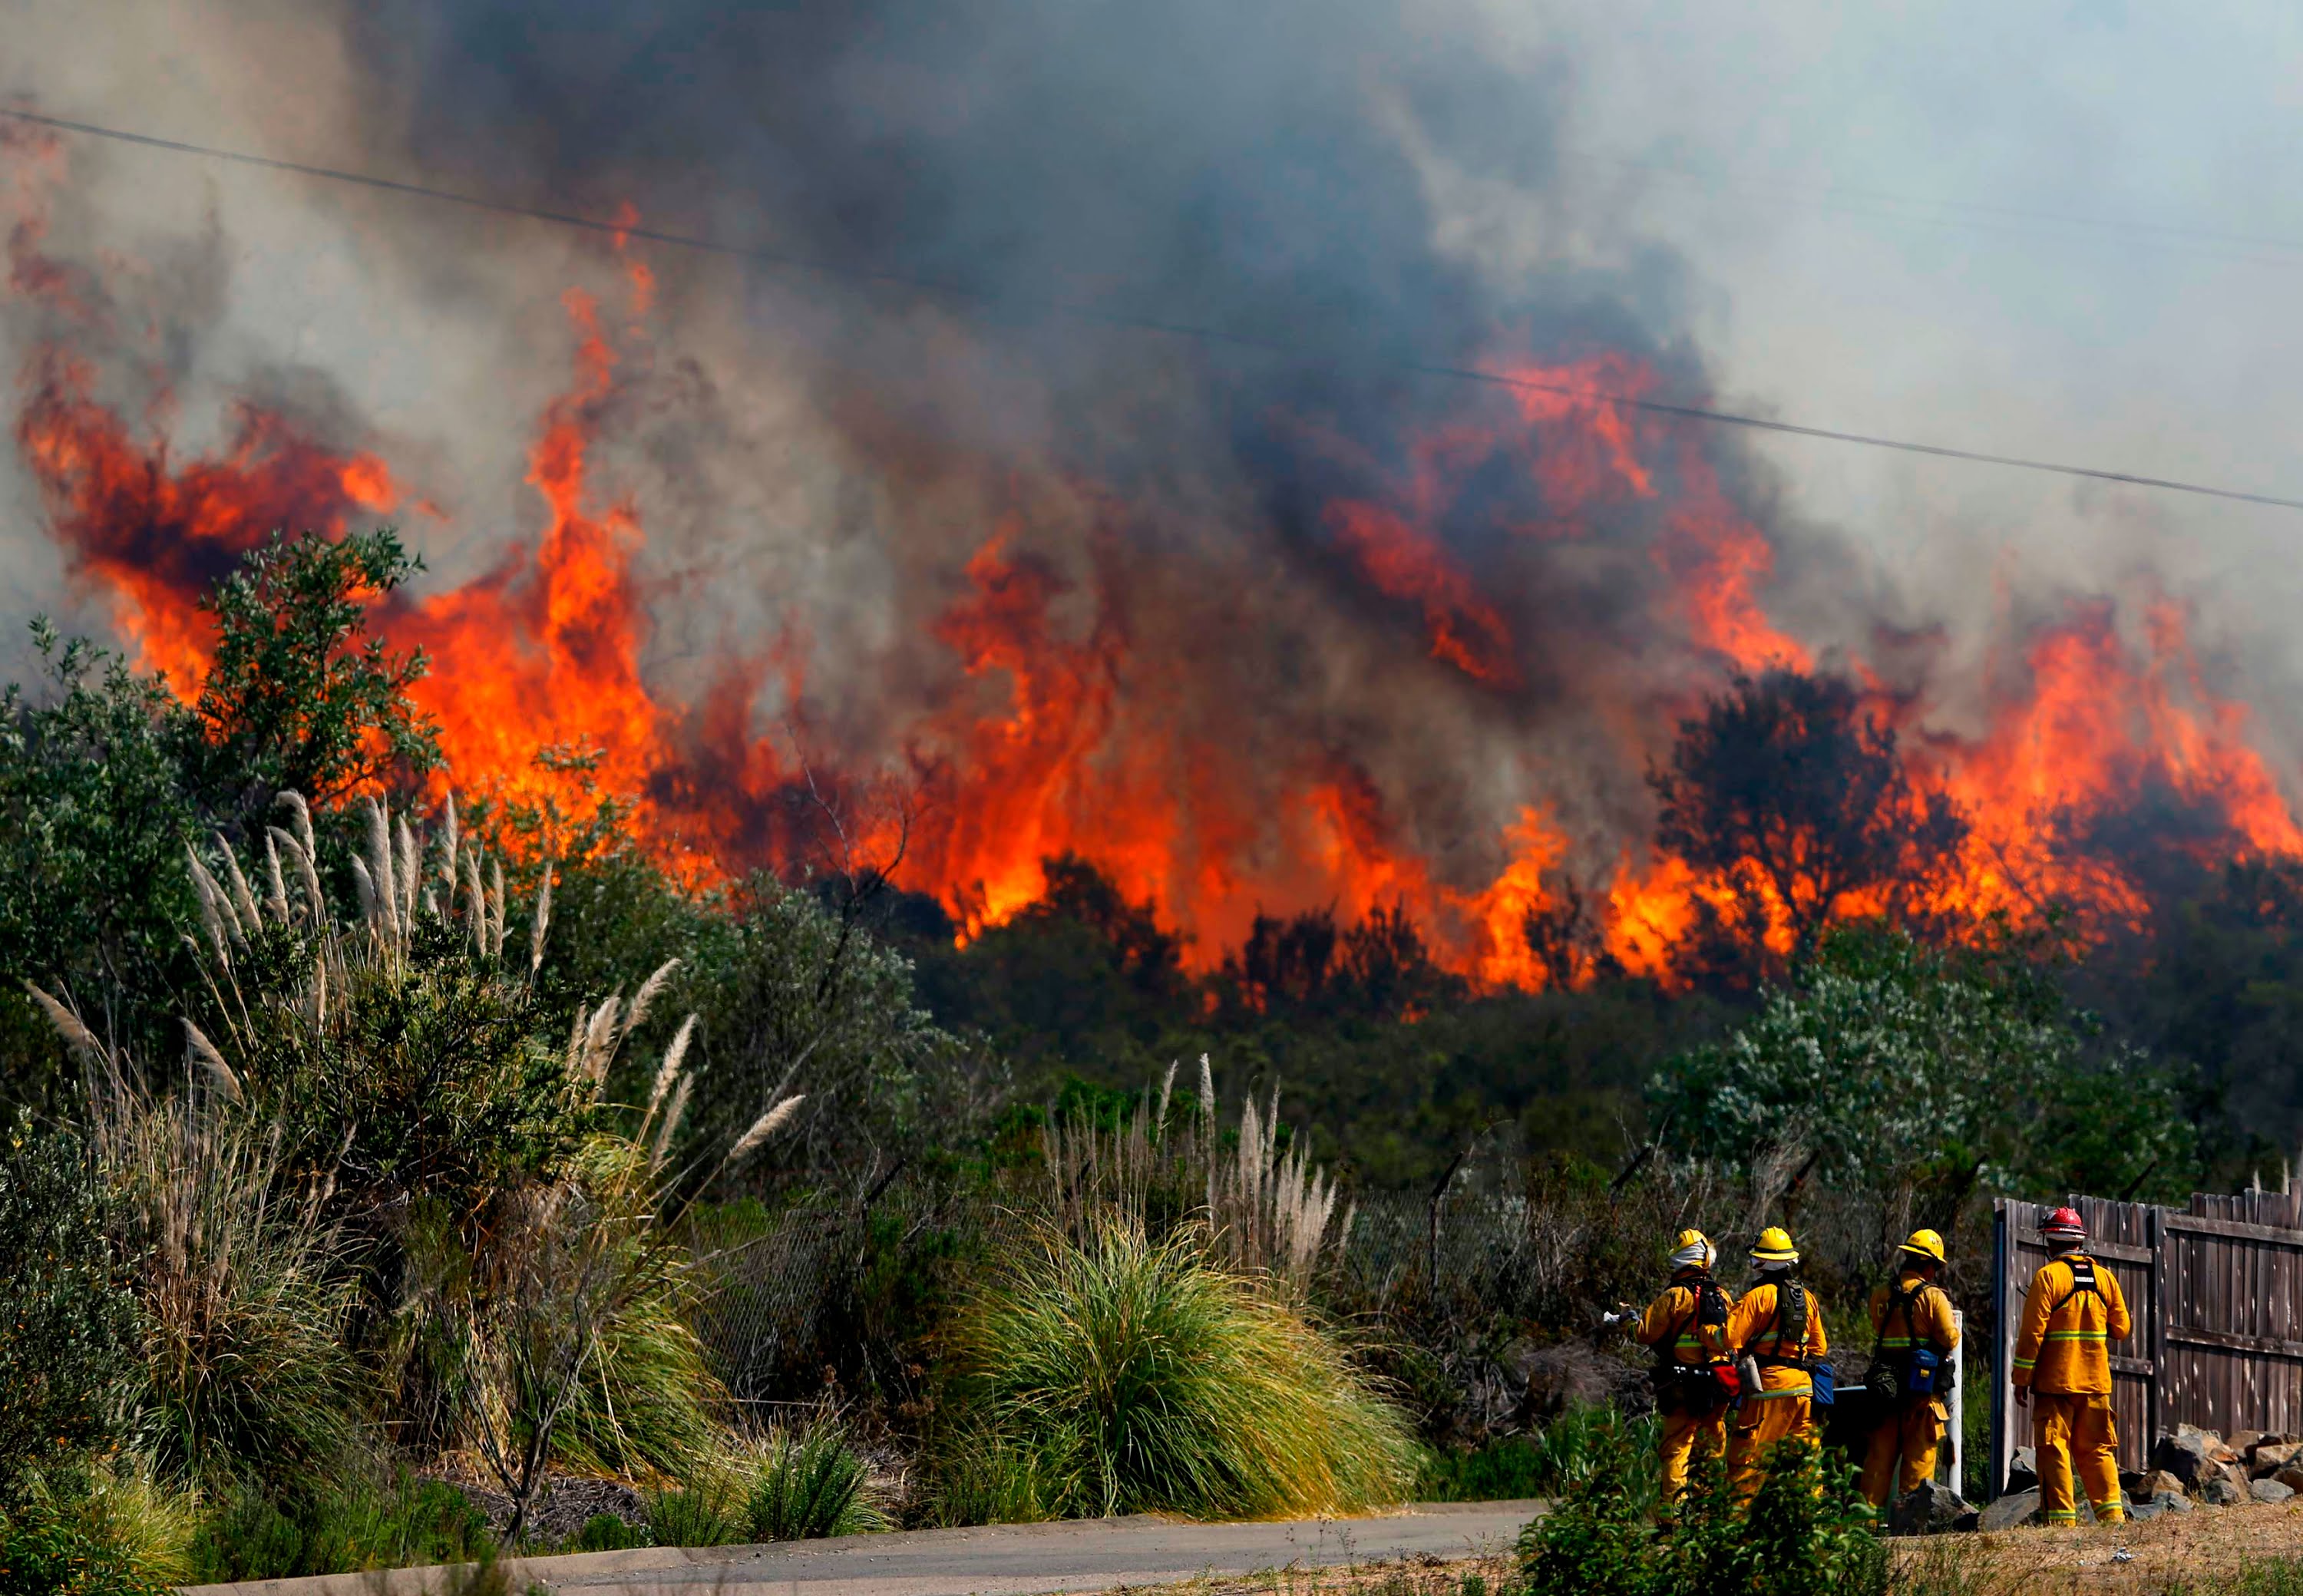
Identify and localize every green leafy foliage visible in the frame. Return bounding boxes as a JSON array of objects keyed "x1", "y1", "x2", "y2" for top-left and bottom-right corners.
[
  {"x1": 745, "y1": 1421, "x2": 886, "y2": 1540},
  {"x1": 641, "y1": 1476, "x2": 750, "y2": 1548},
  {"x1": 1518, "y1": 1423, "x2": 1882, "y2": 1596},
  {"x1": 1651, "y1": 924, "x2": 2199, "y2": 1220},
  {"x1": 0, "y1": 1501, "x2": 173, "y2": 1596},
  {"x1": 687, "y1": 874, "x2": 978, "y2": 1179},
  {"x1": 0, "y1": 625, "x2": 202, "y2": 1109},
  {"x1": 1420, "y1": 1405, "x2": 1661, "y2": 1502},
  {"x1": 214, "y1": 912, "x2": 590, "y2": 1238},
  {"x1": 101, "y1": 1099, "x2": 365, "y2": 1486},
  {"x1": 184, "y1": 1473, "x2": 494, "y2": 1582},
  {"x1": 178, "y1": 527, "x2": 440, "y2": 818},
  {"x1": 929, "y1": 1220, "x2": 1418, "y2": 1522},
  {"x1": 0, "y1": 1112, "x2": 137, "y2": 1495}
]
